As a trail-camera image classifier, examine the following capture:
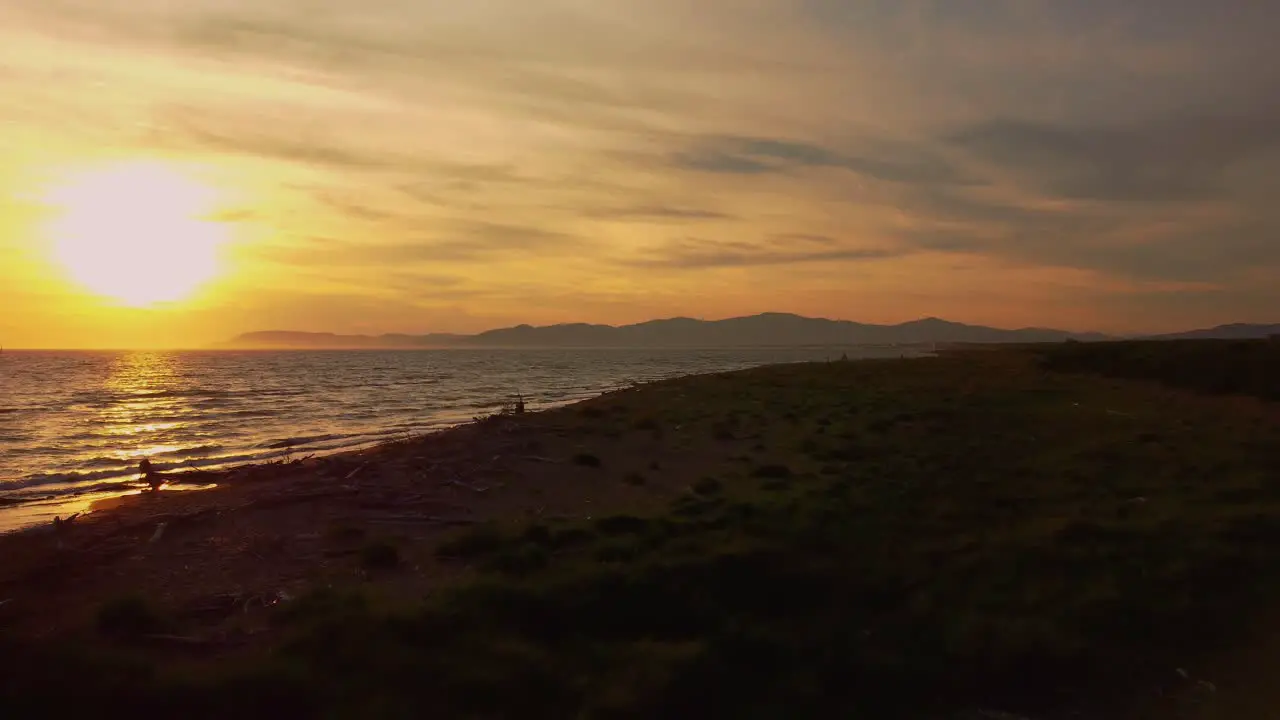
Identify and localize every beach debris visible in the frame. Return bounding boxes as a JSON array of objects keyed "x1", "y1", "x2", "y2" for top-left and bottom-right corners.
[
  {"x1": 344, "y1": 462, "x2": 369, "y2": 481},
  {"x1": 149, "y1": 522, "x2": 169, "y2": 544},
  {"x1": 140, "y1": 458, "x2": 166, "y2": 492},
  {"x1": 446, "y1": 477, "x2": 490, "y2": 494},
  {"x1": 52, "y1": 513, "x2": 81, "y2": 548},
  {"x1": 521, "y1": 455, "x2": 561, "y2": 464},
  {"x1": 53, "y1": 513, "x2": 81, "y2": 531},
  {"x1": 367, "y1": 515, "x2": 480, "y2": 526},
  {"x1": 975, "y1": 711, "x2": 1033, "y2": 720},
  {"x1": 145, "y1": 634, "x2": 211, "y2": 647}
]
